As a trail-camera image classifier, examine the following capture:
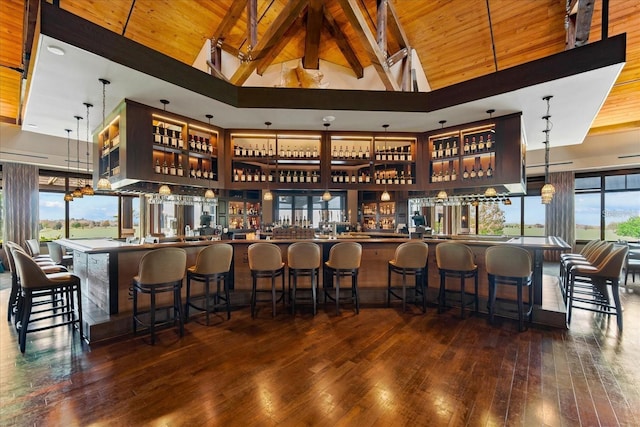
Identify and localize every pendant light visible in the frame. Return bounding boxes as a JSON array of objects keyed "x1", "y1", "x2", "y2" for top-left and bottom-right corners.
[
  {"x1": 484, "y1": 187, "x2": 497, "y2": 197},
  {"x1": 540, "y1": 95, "x2": 555, "y2": 204},
  {"x1": 96, "y1": 78, "x2": 112, "y2": 190},
  {"x1": 157, "y1": 99, "x2": 171, "y2": 196},
  {"x1": 64, "y1": 129, "x2": 74, "y2": 202},
  {"x1": 322, "y1": 122, "x2": 332, "y2": 201},
  {"x1": 72, "y1": 115, "x2": 84, "y2": 198},
  {"x1": 204, "y1": 114, "x2": 216, "y2": 199},
  {"x1": 380, "y1": 124, "x2": 391, "y2": 202},
  {"x1": 436, "y1": 190, "x2": 448, "y2": 200},
  {"x1": 81, "y1": 102, "x2": 95, "y2": 195},
  {"x1": 262, "y1": 121, "x2": 274, "y2": 201}
]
